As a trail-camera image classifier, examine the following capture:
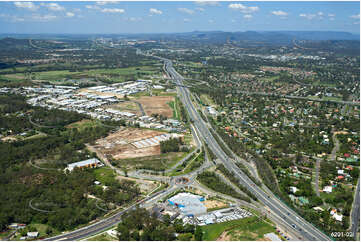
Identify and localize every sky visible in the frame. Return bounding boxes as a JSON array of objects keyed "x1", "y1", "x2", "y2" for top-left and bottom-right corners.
[{"x1": 0, "y1": 1, "x2": 359, "y2": 34}]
